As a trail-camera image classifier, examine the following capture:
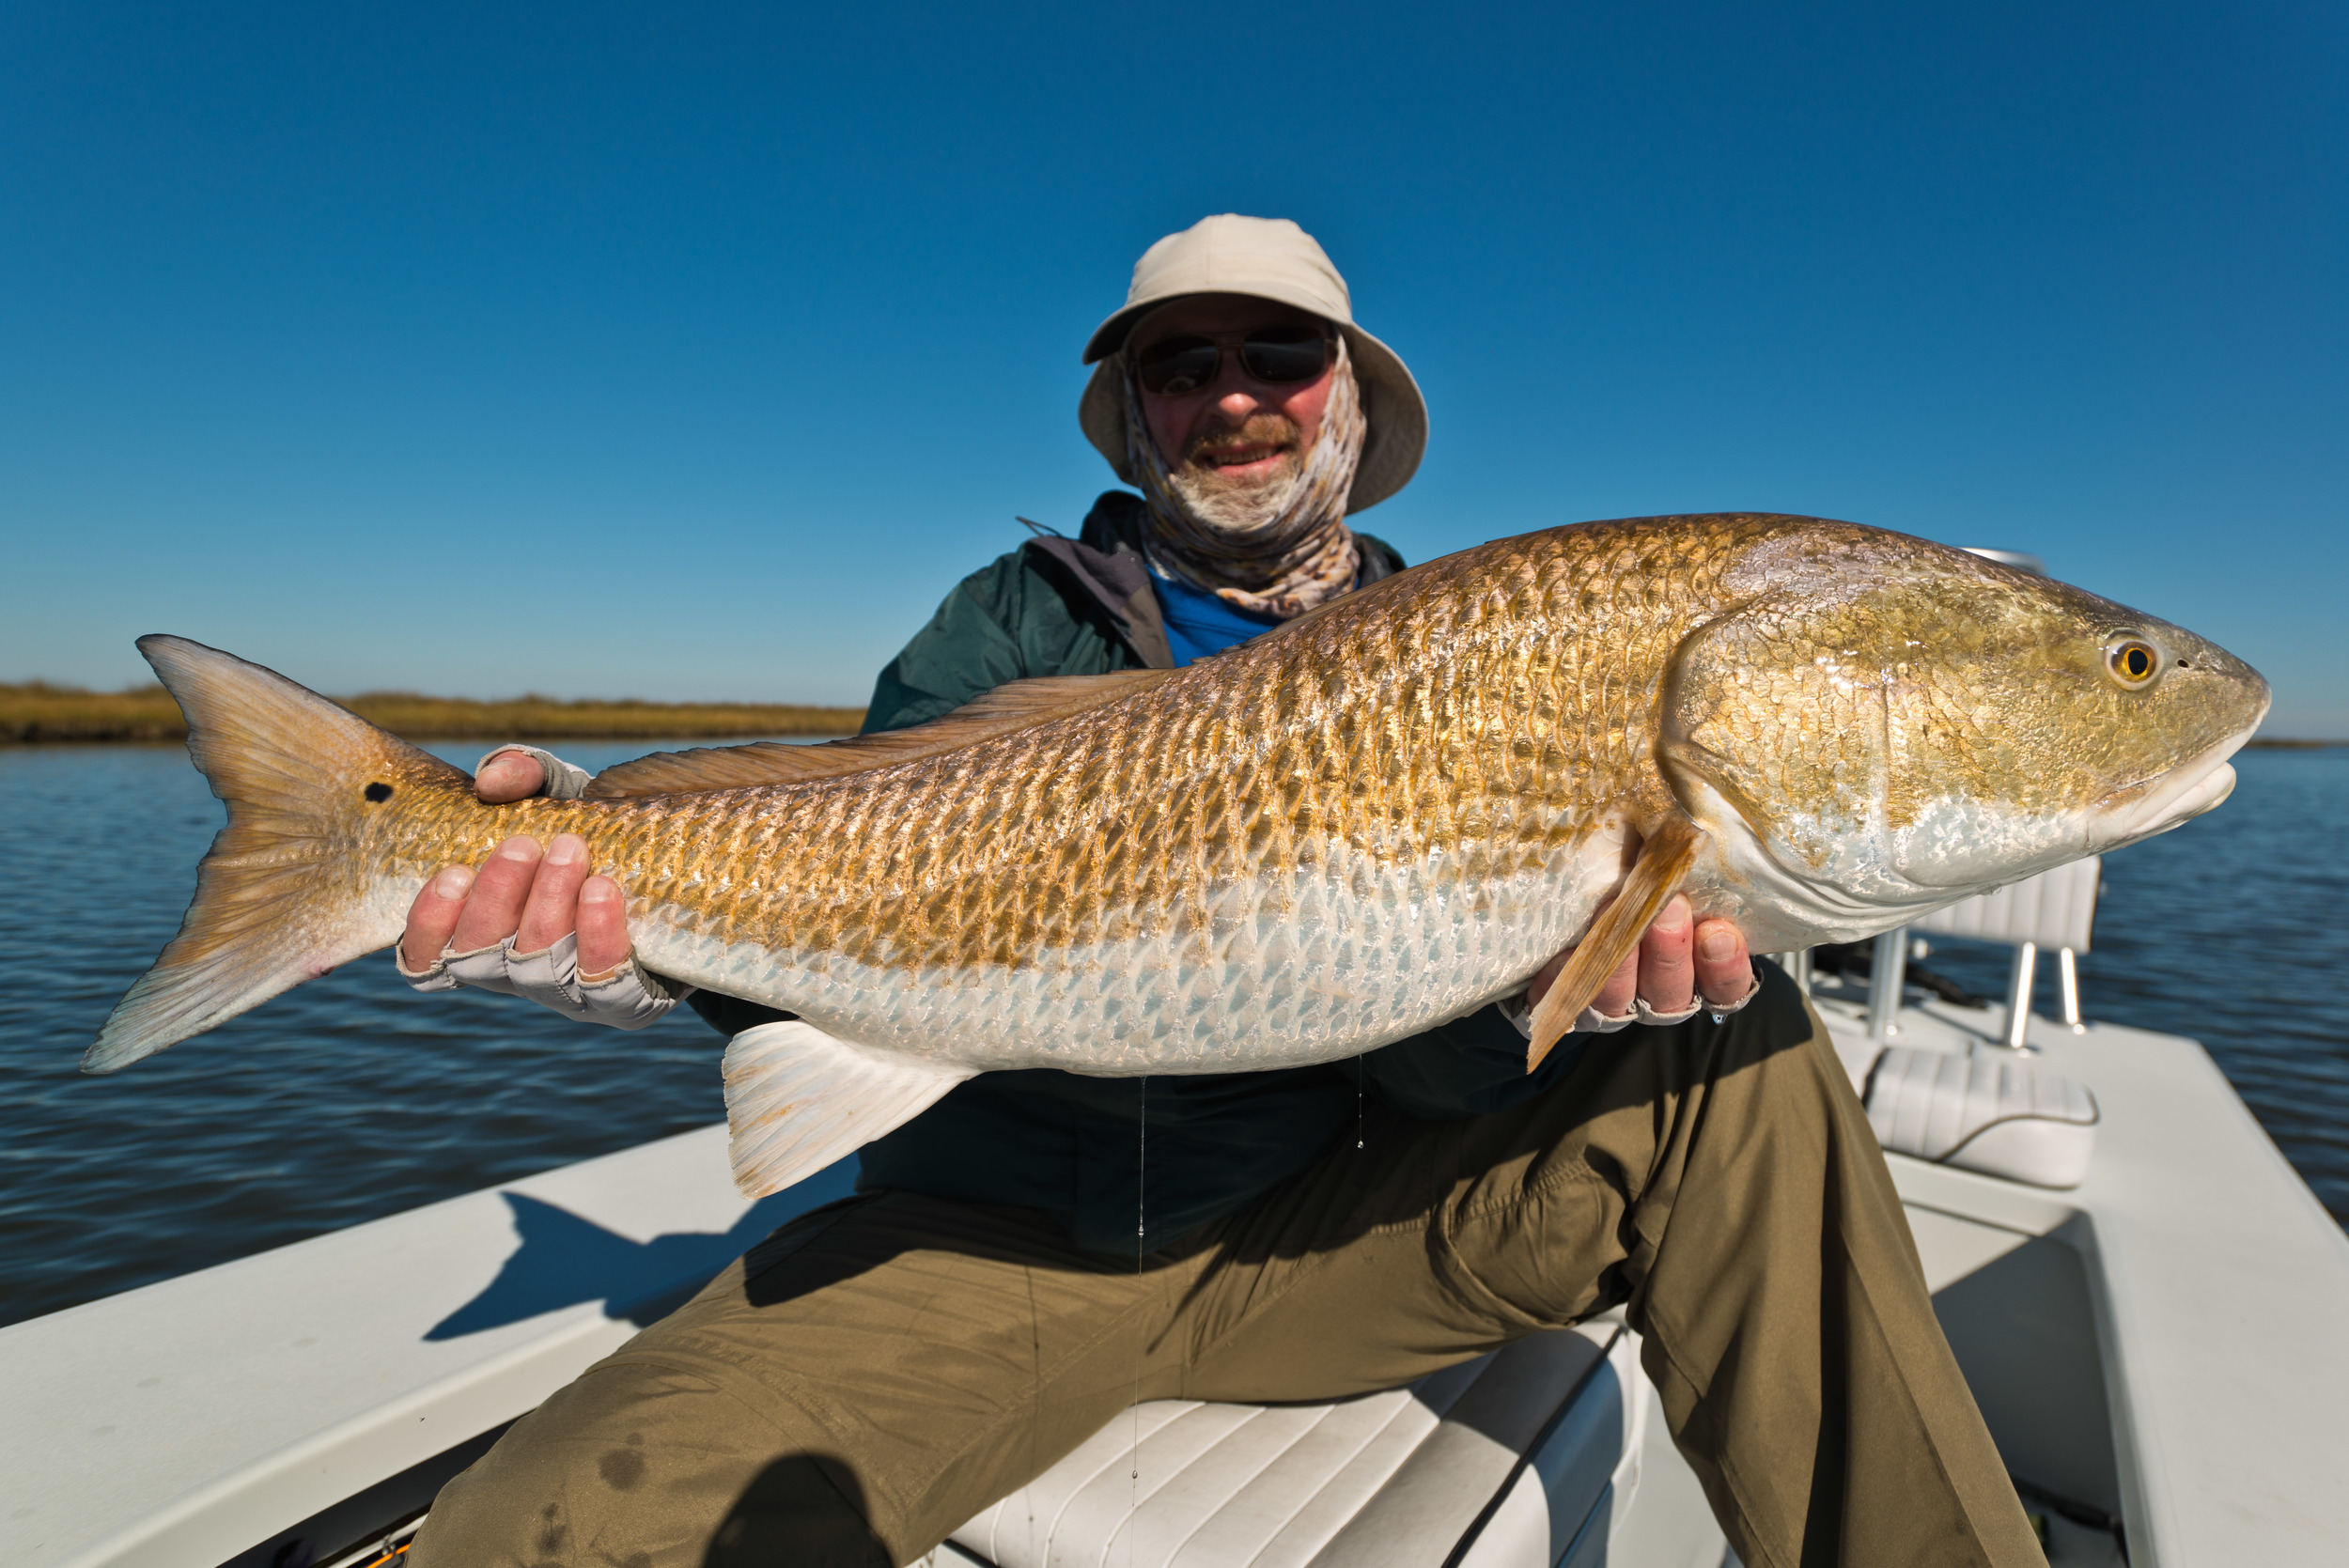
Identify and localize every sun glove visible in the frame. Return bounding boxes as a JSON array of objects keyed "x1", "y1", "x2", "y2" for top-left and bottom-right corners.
[{"x1": 395, "y1": 931, "x2": 691, "y2": 1030}]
